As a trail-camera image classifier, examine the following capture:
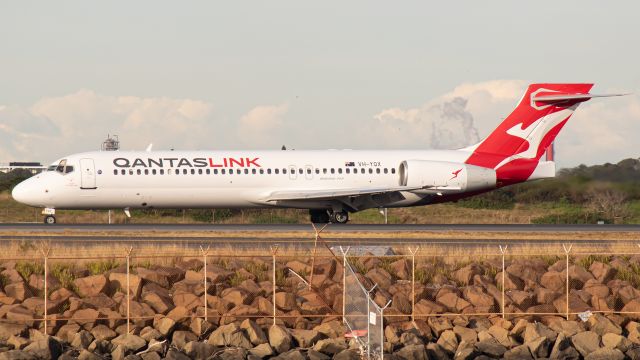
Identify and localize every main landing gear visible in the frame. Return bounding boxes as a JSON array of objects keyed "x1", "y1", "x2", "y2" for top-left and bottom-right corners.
[{"x1": 309, "y1": 209, "x2": 349, "y2": 224}]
